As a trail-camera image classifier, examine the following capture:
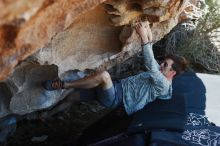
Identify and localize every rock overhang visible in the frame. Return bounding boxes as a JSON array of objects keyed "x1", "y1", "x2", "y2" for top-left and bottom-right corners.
[{"x1": 0, "y1": 0, "x2": 199, "y2": 81}]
